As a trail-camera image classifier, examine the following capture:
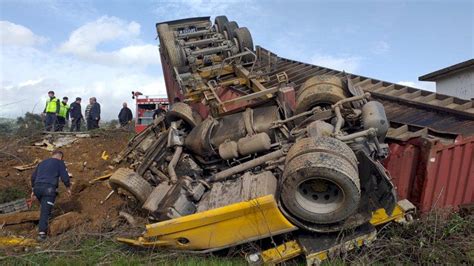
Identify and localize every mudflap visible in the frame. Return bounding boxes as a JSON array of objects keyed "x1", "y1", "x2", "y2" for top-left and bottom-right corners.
[{"x1": 356, "y1": 150, "x2": 397, "y2": 216}]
